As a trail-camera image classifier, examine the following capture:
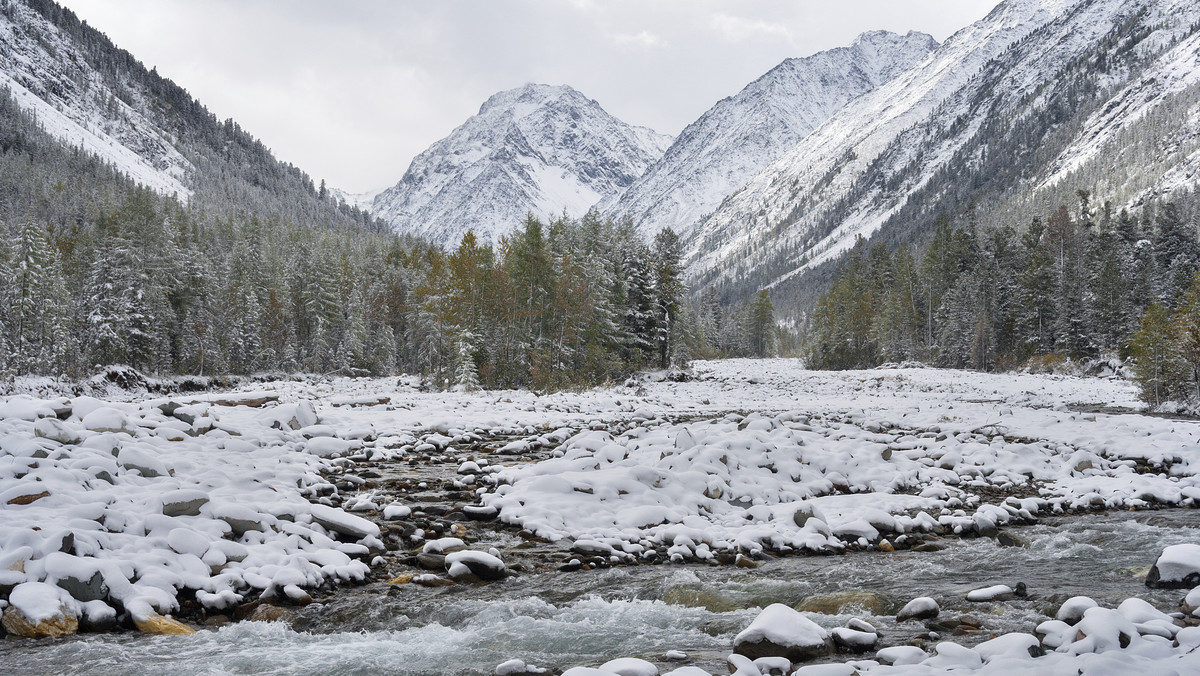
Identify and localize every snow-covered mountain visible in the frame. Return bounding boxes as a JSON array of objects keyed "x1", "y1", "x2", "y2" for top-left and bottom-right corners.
[
  {"x1": 0, "y1": 0, "x2": 378, "y2": 234},
  {"x1": 370, "y1": 83, "x2": 672, "y2": 248},
  {"x1": 685, "y1": 0, "x2": 1200, "y2": 311},
  {"x1": 0, "y1": 0, "x2": 192, "y2": 196},
  {"x1": 601, "y1": 30, "x2": 938, "y2": 241}
]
